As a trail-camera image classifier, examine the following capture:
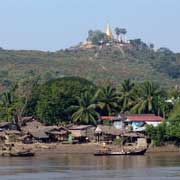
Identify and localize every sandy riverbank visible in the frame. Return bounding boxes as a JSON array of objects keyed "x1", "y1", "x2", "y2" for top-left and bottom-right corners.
[{"x1": 12, "y1": 143, "x2": 180, "y2": 155}]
